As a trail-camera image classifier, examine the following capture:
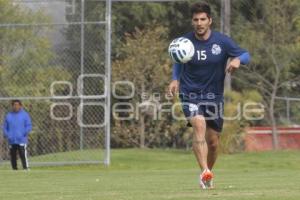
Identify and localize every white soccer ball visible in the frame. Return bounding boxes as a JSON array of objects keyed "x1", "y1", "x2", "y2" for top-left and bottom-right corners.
[{"x1": 168, "y1": 37, "x2": 195, "y2": 63}]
